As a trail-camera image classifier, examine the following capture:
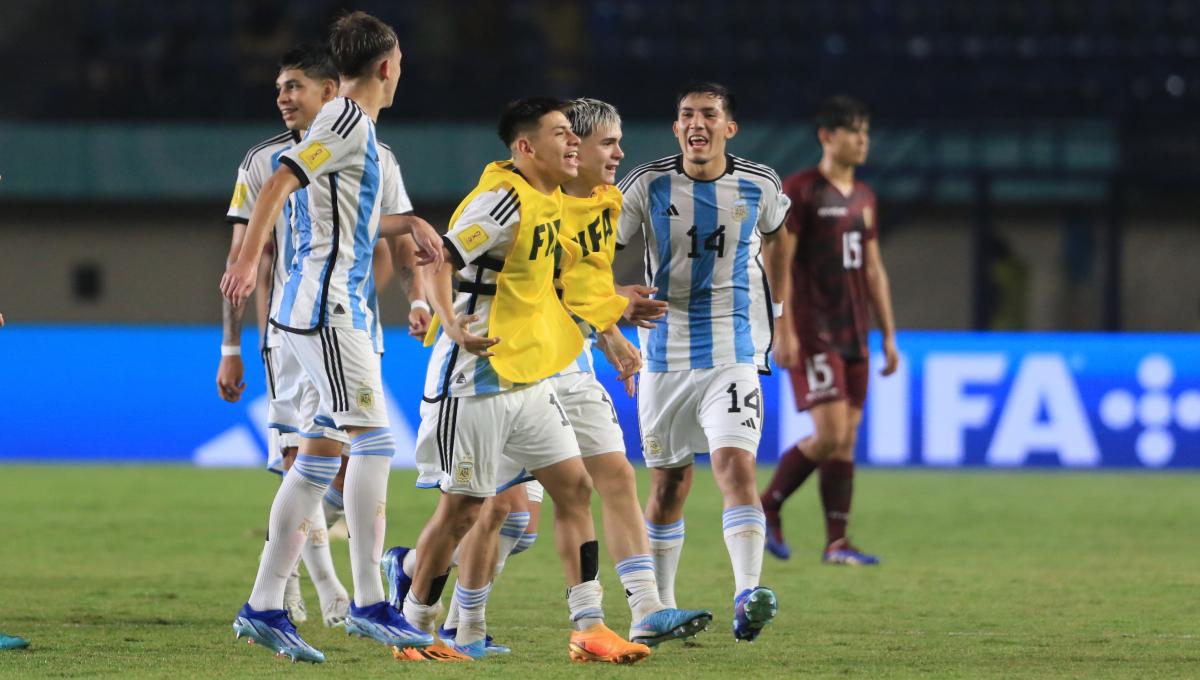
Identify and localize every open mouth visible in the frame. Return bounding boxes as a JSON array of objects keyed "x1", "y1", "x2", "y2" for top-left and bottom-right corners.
[
  {"x1": 687, "y1": 135, "x2": 709, "y2": 150},
  {"x1": 279, "y1": 107, "x2": 297, "y2": 119},
  {"x1": 564, "y1": 150, "x2": 579, "y2": 166}
]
